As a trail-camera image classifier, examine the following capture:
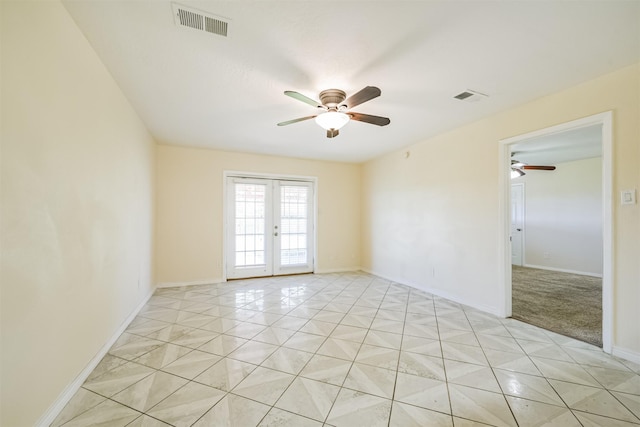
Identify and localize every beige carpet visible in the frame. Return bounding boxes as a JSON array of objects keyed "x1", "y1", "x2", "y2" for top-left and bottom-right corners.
[{"x1": 511, "y1": 265, "x2": 602, "y2": 347}]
